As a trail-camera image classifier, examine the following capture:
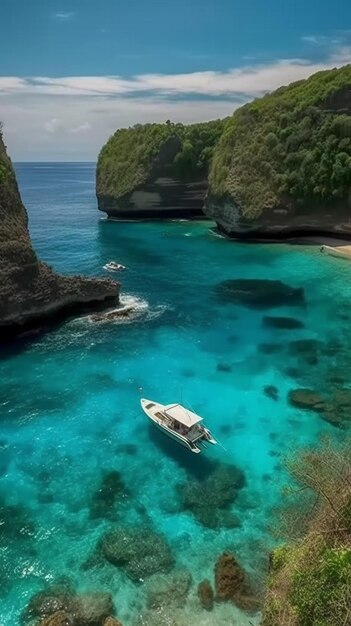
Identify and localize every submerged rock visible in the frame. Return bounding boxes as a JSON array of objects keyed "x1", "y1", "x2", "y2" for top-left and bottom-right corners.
[
  {"x1": 288, "y1": 389, "x2": 326, "y2": 412},
  {"x1": 25, "y1": 586, "x2": 117, "y2": 626},
  {"x1": 103, "y1": 619, "x2": 123, "y2": 626},
  {"x1": 145, "y1": 569, "x2": 192, "y2": 609},
  {"x1": 197, "y1": 579, "x2": 214, "y2": 611},
  {"x1": 101, "y1": 527, "x2": 173, "y2": 581},
  {"x1": 90, "y1": 470, "x2": 129, "y2": 519},
  {"x1": 216, "y1": 279, "x2": 305, "y2": 309},
  {"x1": 258, "y1": 342, "x2": 282, "y2": 354},
  {"x1": 39, "y1": 612, "x2": 71, "y2": 626},
  {"x1": 262, "y1": 316, "x2": 304, "y2": 329},
  {"x1": 215, "y1": 552, "x2": 260, "y2": 613},
  {"x1": 178, "y1": 463, "x2": 246, "y2": 528},
  {"x1": 264, "y1": 385, "x2": 279, "y2": 401},
  {"x1": 71, "y1": 592, "x2": 114, "y2": 625}
]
